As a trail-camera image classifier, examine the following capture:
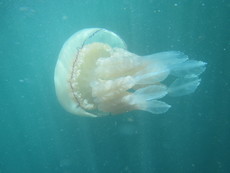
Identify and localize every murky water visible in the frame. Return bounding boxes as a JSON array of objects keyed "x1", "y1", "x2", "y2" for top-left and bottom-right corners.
[{"x1": 0, "y1": 0, "x2": 229, "y2": 172}]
